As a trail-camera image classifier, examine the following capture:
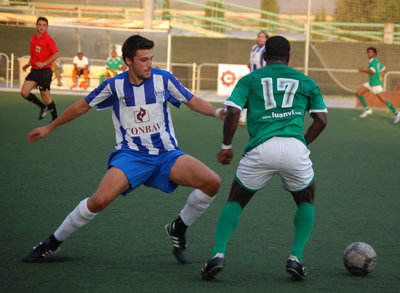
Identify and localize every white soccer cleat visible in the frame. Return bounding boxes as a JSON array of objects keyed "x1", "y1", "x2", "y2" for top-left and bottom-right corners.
[
  {"x1": 360, "y1": 109, "x2": 373, "y2": 118},
  {"x1": 394, "y1": 112, "x2": 400, "y2": 124}
]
